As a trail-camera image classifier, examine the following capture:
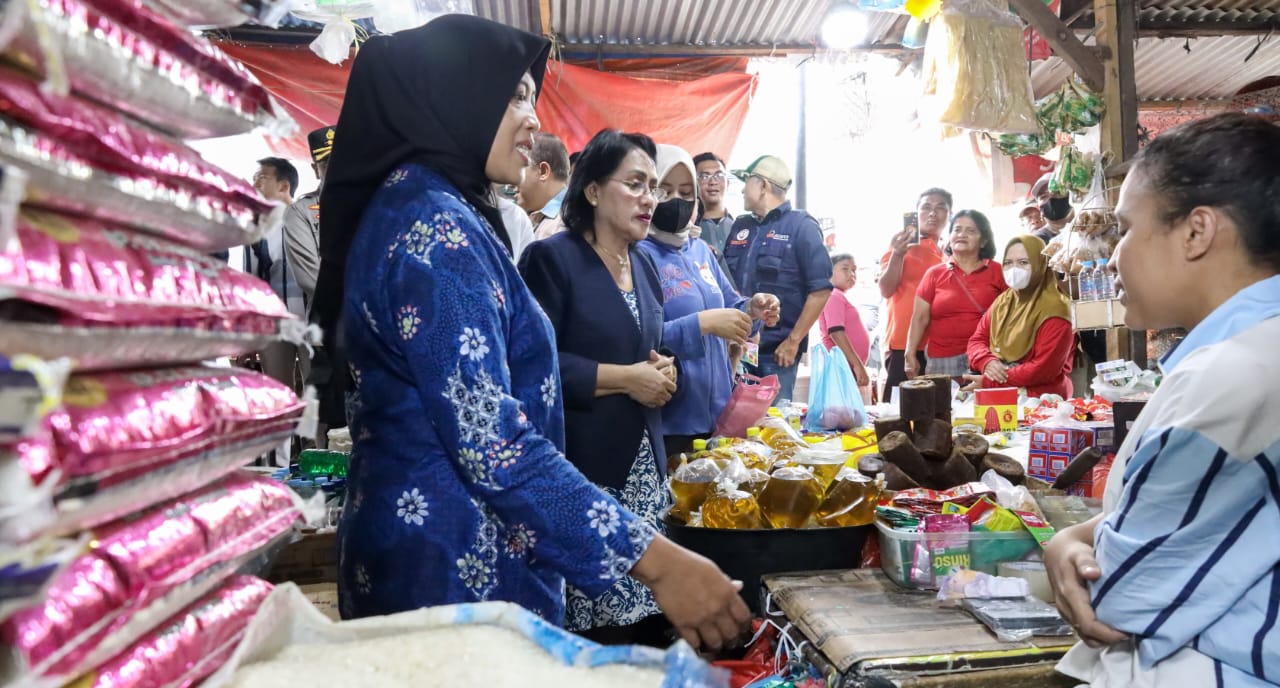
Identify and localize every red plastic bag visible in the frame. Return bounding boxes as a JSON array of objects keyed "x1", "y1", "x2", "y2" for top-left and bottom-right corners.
[{"x1": 715, "y1": 374, "x2": 780, "y2": 438}]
